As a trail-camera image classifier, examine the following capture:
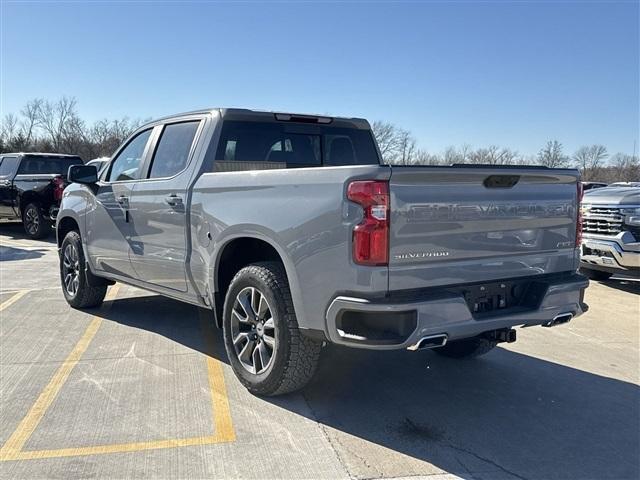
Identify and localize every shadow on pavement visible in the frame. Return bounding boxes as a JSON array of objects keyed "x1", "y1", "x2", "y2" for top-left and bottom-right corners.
[
  {"x1": 0, "y1": 221, "x2": 56, "y2": 244},
  {"x1": 602, "y1": 277, "x2": 640, "y2": 295},
  {"x1": 0, "y1": 245, "x2": 47, "y2": 262},
  {"x1": 96, "y1": 293, "x2": 640, "y2": 480}
]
